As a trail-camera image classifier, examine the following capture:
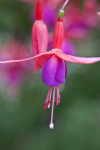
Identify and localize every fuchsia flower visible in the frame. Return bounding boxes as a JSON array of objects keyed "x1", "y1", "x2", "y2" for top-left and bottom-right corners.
[
  {"x1": 0, "y1": 0, "x2": 100, "y2": 128},
  {"x1": 0, "y1": 7, "x2": 100, "y2": 128}
]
